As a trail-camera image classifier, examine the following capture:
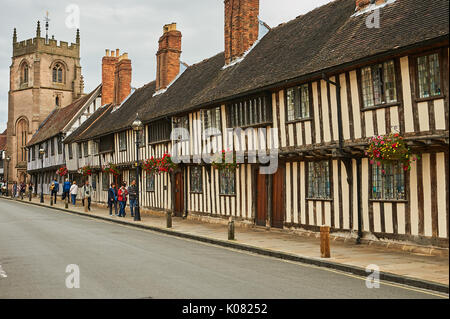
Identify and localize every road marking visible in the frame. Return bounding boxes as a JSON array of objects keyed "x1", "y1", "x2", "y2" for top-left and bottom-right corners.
[
  {"x1": 5, "y1": 198, "x2": 449, "y2": 298},
  {"x1": 0, "y1": 265, "x2": 7, "y2": 278}
]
